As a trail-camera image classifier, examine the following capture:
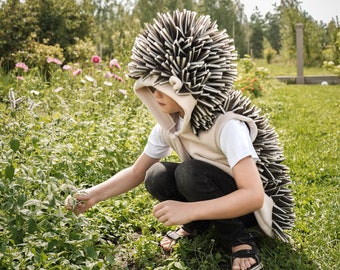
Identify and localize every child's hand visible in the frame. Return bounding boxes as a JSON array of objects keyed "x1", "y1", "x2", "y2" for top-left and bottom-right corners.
[
  {"x1": 153, "y1": 200, "x2": 193, "y2": 226},
  {"x1": 64, "y1": 190, "x2": 94, "y2": 215}
]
